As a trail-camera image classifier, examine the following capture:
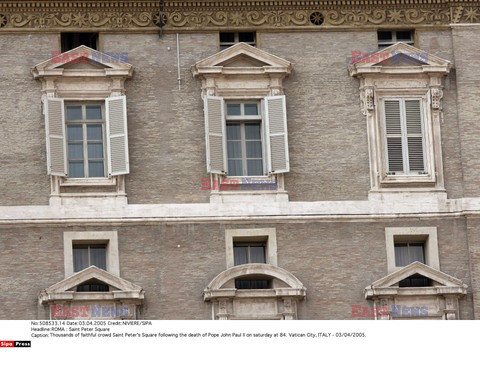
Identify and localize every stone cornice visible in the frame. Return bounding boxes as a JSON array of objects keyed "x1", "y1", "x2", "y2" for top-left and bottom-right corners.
[{"x1": 0, "y1": 1, "x2": 479, "y2": 31}]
